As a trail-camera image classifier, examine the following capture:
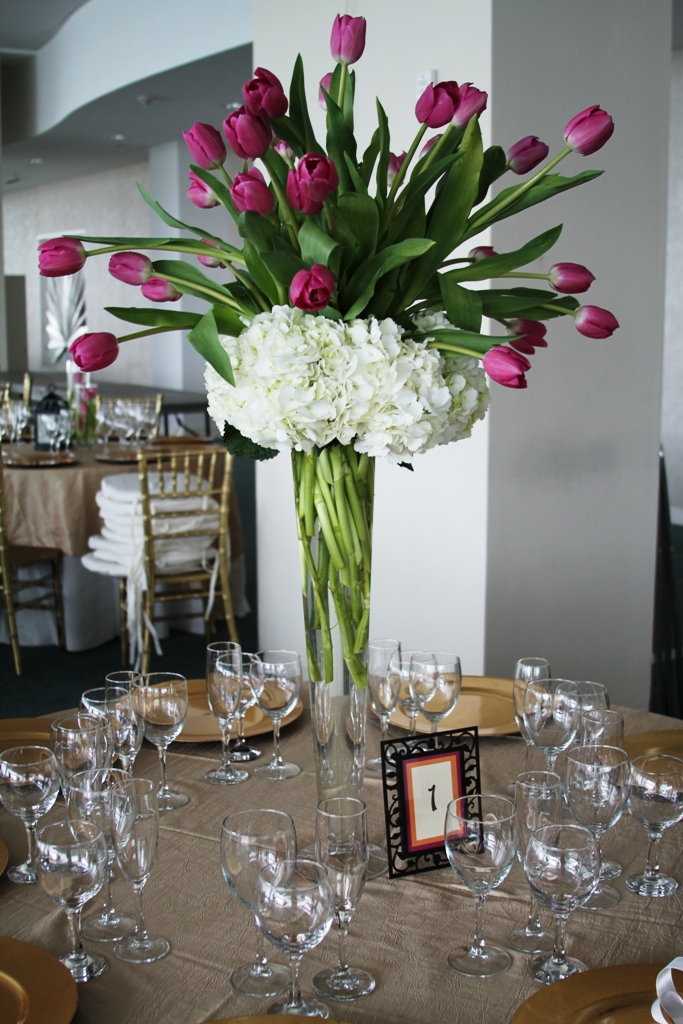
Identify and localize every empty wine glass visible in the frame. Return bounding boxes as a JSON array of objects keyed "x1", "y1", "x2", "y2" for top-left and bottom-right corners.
[
  {"x1": 366, "y1": 639, "x2": 401, "y2": 774},
  {"x1": 50, "y1": 712, "x2": 113, "y2": 791},
  {"x1": 574, "y1": 681, "x2": 609, "y2": 714},
  {"x1": 508, "y1": 770, "x2": 562, "y2": 954},
  {"x1": 513, "y1": 657, "x2": 551, "y2": 774},
  {"x1": 444, "y1": 794, "x2": 518, "y2": 977},
  {"x1": 391, "y1": 650, "x2": 434, "y2": 735},
  {"x1": 134, "y1": 672, "x2": 189, "y2": 810},
  {"x1": 79, "y1": 688, "x2": 118, "y2": 766},
  {"x1": 103, "y1": 685, "x2": 144, "y2": 772},
  {"x1": 35, "y1": 820, "x2": 109, "y2": 981},
  {"x1": 564, "y1": 745, "x2": 630, "y2": 909},
  {"x1": 0, "y1": 746, "x2": 61, "y2": 884},
  {"x1": 581, "y1": 709, "x2": 624, "y2": 747},
  {"x1": 220, "y1": 808, "x2": 296, "y2": 997},
  {"x1": 230, "y1": 653, "x2": 263, "y2": 762},
  {"x1": 251, "y1": 651, "x2": 302, "y2": 781},
  {"x1": 411, "y1": 652, "x2": 461, "y2": 733},
  {"x1": 254, "y1": 858, "x2": 335, "y2": 1017},
  {"x1": 524, "y1": 823, "x2": 601, "y2": 984},
  {"x1": 523, "y1": 679, "x2": 581, "y2": 771},
  {"x1": 110, "y1": 777, "x2": 170, "y2": 962},
  {"x1": 205, "y1": 643, "x2": 247, "y2": 785},
  {"x1": 626, "y1": 754, "x2": 683, "y2": 898}
]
